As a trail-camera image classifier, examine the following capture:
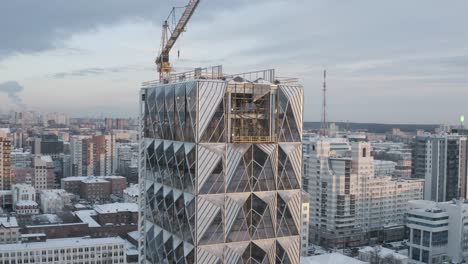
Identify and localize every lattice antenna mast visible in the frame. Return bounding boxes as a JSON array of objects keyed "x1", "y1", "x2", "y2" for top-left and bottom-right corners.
[{"x1": 320, "y1": 69, "x2": 328, "y2": 136}]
